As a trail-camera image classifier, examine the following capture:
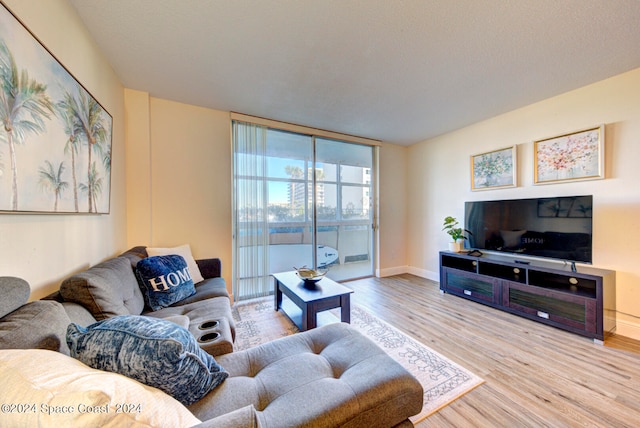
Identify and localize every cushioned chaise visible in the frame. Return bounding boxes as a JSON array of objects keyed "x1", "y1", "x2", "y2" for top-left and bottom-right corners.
[{"x1": 189, "y1": 322, "x2": 424, "y2": 427}]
